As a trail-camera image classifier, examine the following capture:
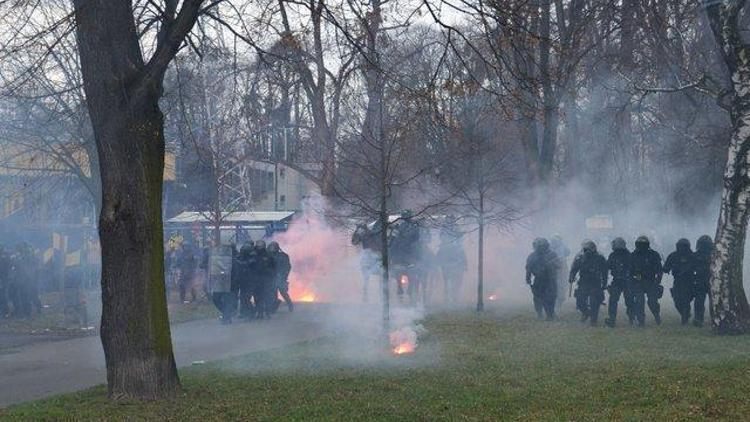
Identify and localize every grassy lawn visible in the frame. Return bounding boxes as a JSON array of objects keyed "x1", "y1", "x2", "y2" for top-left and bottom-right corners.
[{"x1": 4, "y1": 308, "x2": 750, "y2": 421}]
